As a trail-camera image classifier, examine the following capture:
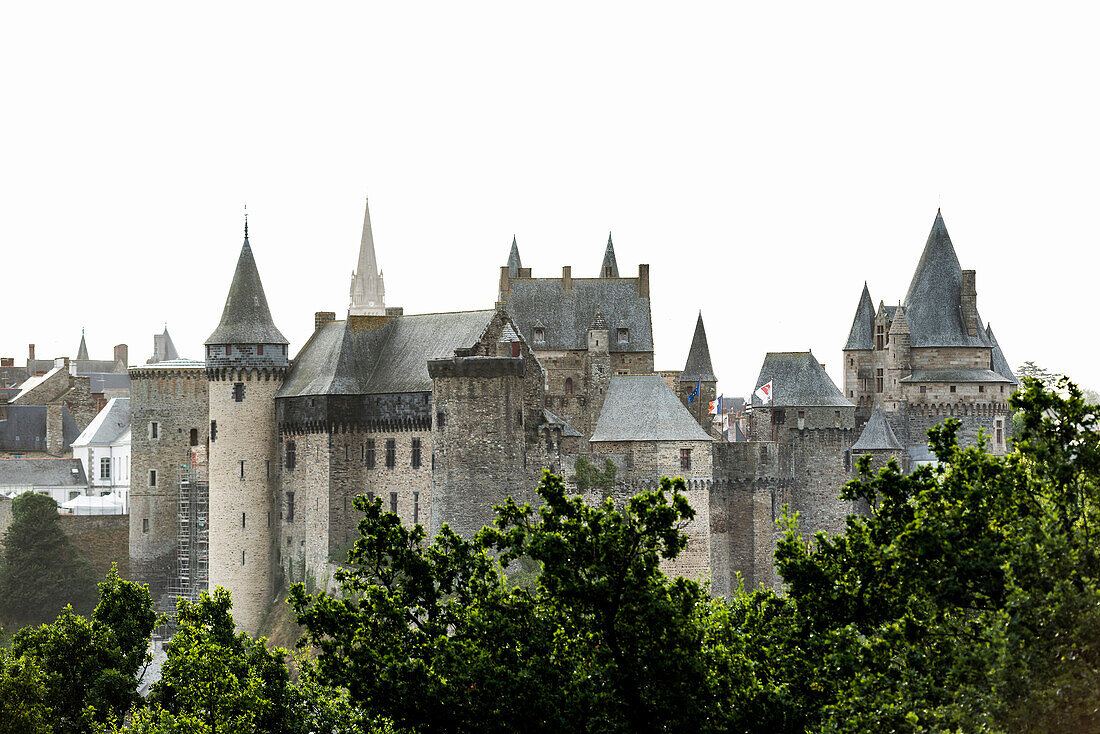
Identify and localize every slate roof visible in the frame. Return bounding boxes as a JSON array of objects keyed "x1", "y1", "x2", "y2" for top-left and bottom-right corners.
[
  {"x1": 277, "y1": 310, "x2": 497, "y2": 398},
  {"x1": 507, "y1": 237, "x2": 522, "y2": 277},
  {"x1": 852, "y1": 408, "x2": 905, "y2": 451},
  {"x1": 11, "y1": 367, "x2": 60, "y2": 403},
  {"x1": 0, "y1": 405, "x2": 79, "y2": 452},
  {"x1": 151, "y1": 328, "x2": 180, "y2": 363},
  {"x1": 844, "y1": 283, "x2": 875, "y2": 350},
  {"x1": 72, "y1": 360, "x2": 124, "y2": 375},
  {"x1": 505, "y1": 278, "x2": 652, "y2": 353},
  {"x1": 903, "y1": 211, "x2": 991, "y2": 348},
  {"x1": 543, "y1": 409, "x2": 582, "y2": 437},
  {"x1": 987, "y1": 325, "x2": 1017, "y2": 384},
  {"x1": 0, "y1": 458, "x2": 86, "y2": 488},
  {"x1": 206, "y1": 238, "x2": 288, "y2": 345},
  {"x1": 76, "y1": 332, "x2": 89, "y2": 361},
  {"x1": 590, "y1": 375, "x2": 714, "y2": 443},
  {"x1": 680, "y1": 312, "x2": 717, "y2": 382},
  {"x1": 900, "y1": 369, "x2": 1013, "y2": 384},
  {"x1": 86, "y1": 373, "x2": 131, "y2": 393},
  {"x1": 134, "y1": 358, "x2": 204, "y2": 371},
  {"x1": 600, "y1": 234, "x2": 619, "y2": 277},
  {"x1": 72, "y1": 398, "x2": 130, "y2": 447},
  {"x1": 752, "y1": 352, "x2": 853, "y2": 408}
]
